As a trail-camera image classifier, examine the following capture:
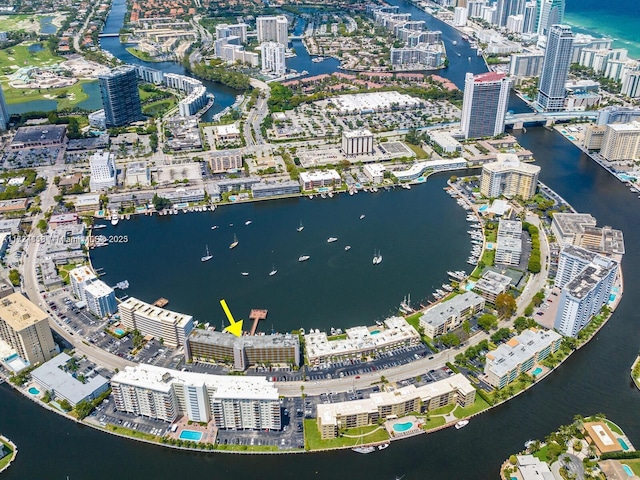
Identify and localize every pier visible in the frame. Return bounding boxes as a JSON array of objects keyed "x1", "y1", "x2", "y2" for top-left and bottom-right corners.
[{"x1": 249, "y1": 309, "x2": 268, "y2": 335}]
